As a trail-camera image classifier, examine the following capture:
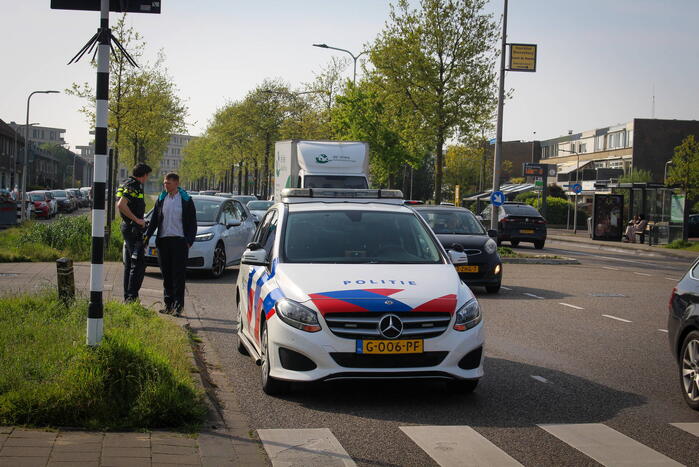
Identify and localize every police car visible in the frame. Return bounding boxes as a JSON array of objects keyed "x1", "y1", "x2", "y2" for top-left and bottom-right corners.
[{"x1": 236, "y1": 188, "x2": 484, "y2": 395}]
